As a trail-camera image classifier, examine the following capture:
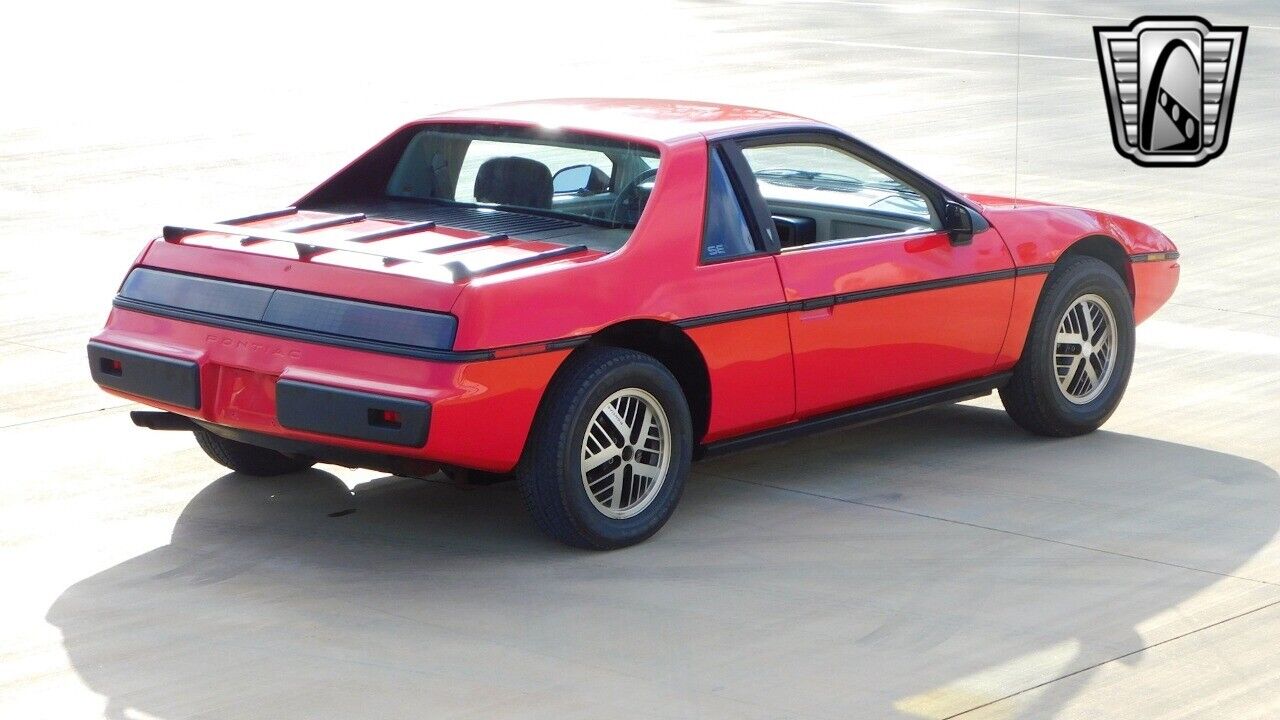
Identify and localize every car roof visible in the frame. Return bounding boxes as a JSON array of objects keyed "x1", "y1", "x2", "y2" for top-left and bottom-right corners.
[{"x1": 423, "y1": 98, "x2": 831, "y2": 145}]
